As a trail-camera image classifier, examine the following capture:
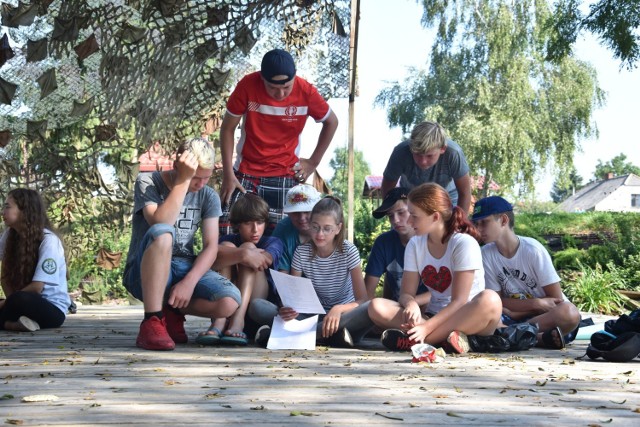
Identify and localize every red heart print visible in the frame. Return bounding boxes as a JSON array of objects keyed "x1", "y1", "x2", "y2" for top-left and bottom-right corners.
[{"x1": 420, "y1": 265, "x2": 452, "y2": 293}]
